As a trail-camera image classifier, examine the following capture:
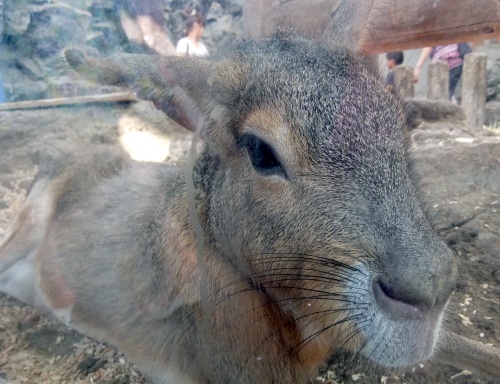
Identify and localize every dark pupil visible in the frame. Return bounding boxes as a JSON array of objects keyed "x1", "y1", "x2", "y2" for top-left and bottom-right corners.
[{"x1": 237, "y1": 134, "x2": 284, "y2": 177}]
